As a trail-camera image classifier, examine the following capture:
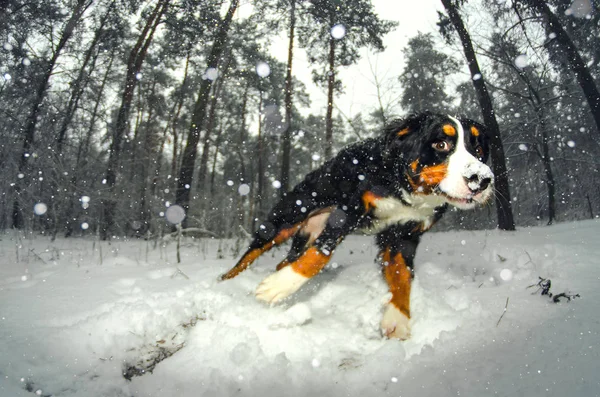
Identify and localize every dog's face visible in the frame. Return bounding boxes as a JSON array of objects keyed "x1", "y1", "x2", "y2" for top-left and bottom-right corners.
[{"x1": 386, "y1": 113, "x2": 494, "y2": 210}]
